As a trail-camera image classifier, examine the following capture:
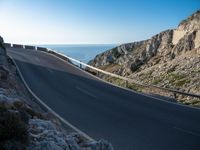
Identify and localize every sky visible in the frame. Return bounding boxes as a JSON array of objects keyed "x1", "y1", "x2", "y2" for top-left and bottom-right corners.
[{"x1": 0, "y1": 0, "x2": 199, "y2": 44}]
